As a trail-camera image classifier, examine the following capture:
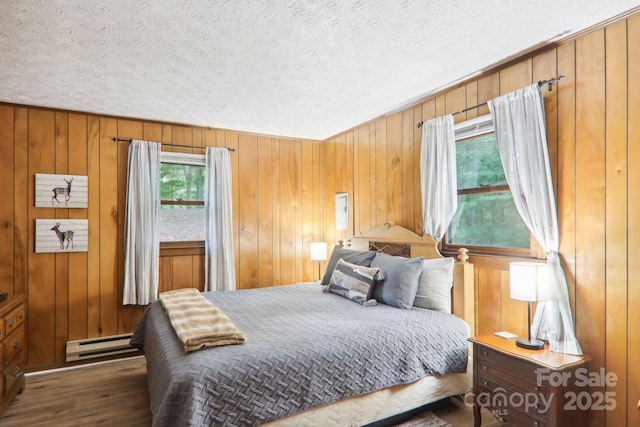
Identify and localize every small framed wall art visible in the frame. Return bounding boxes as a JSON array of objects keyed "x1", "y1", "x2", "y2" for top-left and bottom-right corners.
[
  {"x1": 35, "y1": 219, "x2": 88, "y2": 253},
  {"x1": 35, "y1": 173, "x2": 88, "y2": 208}
]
